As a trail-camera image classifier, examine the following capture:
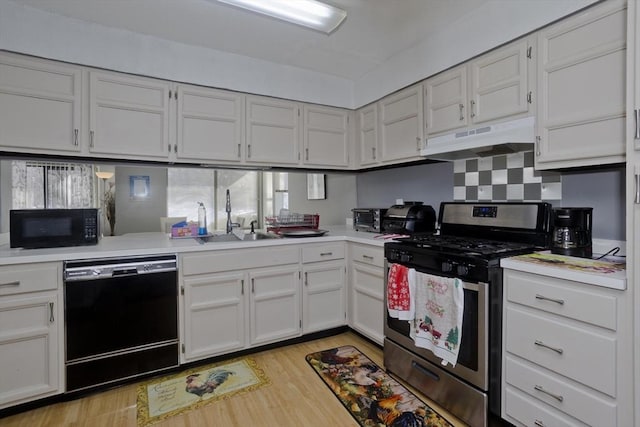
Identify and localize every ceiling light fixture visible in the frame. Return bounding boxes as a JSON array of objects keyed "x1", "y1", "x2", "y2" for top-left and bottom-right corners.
[{"x1": 215, "y1": 0, "x2": 347, "y2": 34}]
